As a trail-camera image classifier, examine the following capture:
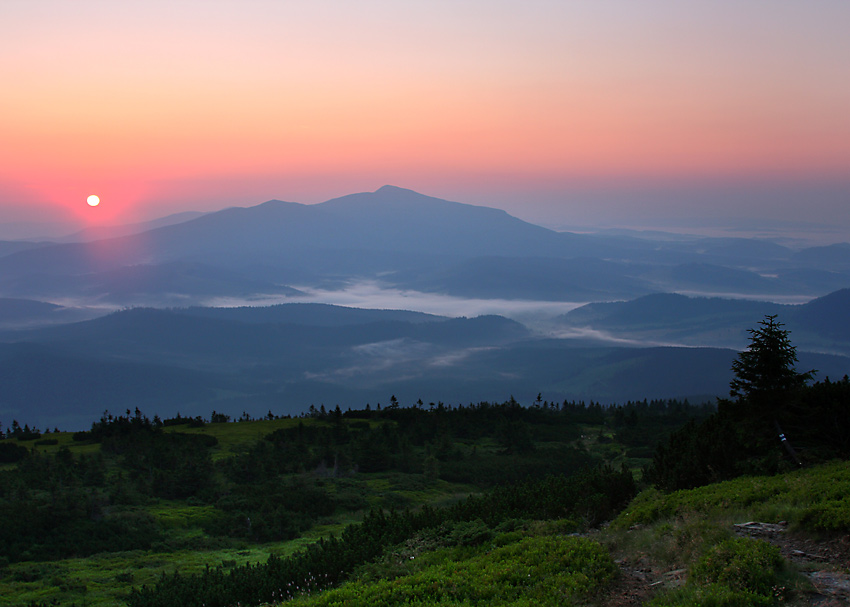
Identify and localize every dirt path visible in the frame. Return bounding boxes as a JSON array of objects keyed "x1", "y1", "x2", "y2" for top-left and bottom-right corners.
[{"x1": 596, "y1": 523, "x2": 850, "y2": 606}]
